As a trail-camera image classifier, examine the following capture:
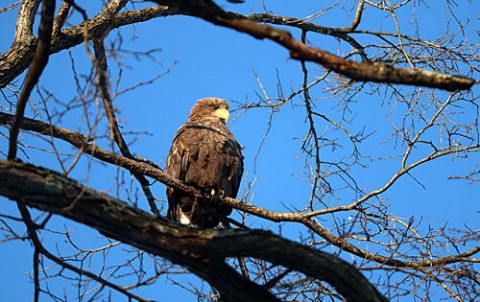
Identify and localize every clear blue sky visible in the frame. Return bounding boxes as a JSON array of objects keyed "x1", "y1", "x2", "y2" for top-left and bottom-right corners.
[{"x1": 1, "y1": 1, "x2": 479, "y2": 301}]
